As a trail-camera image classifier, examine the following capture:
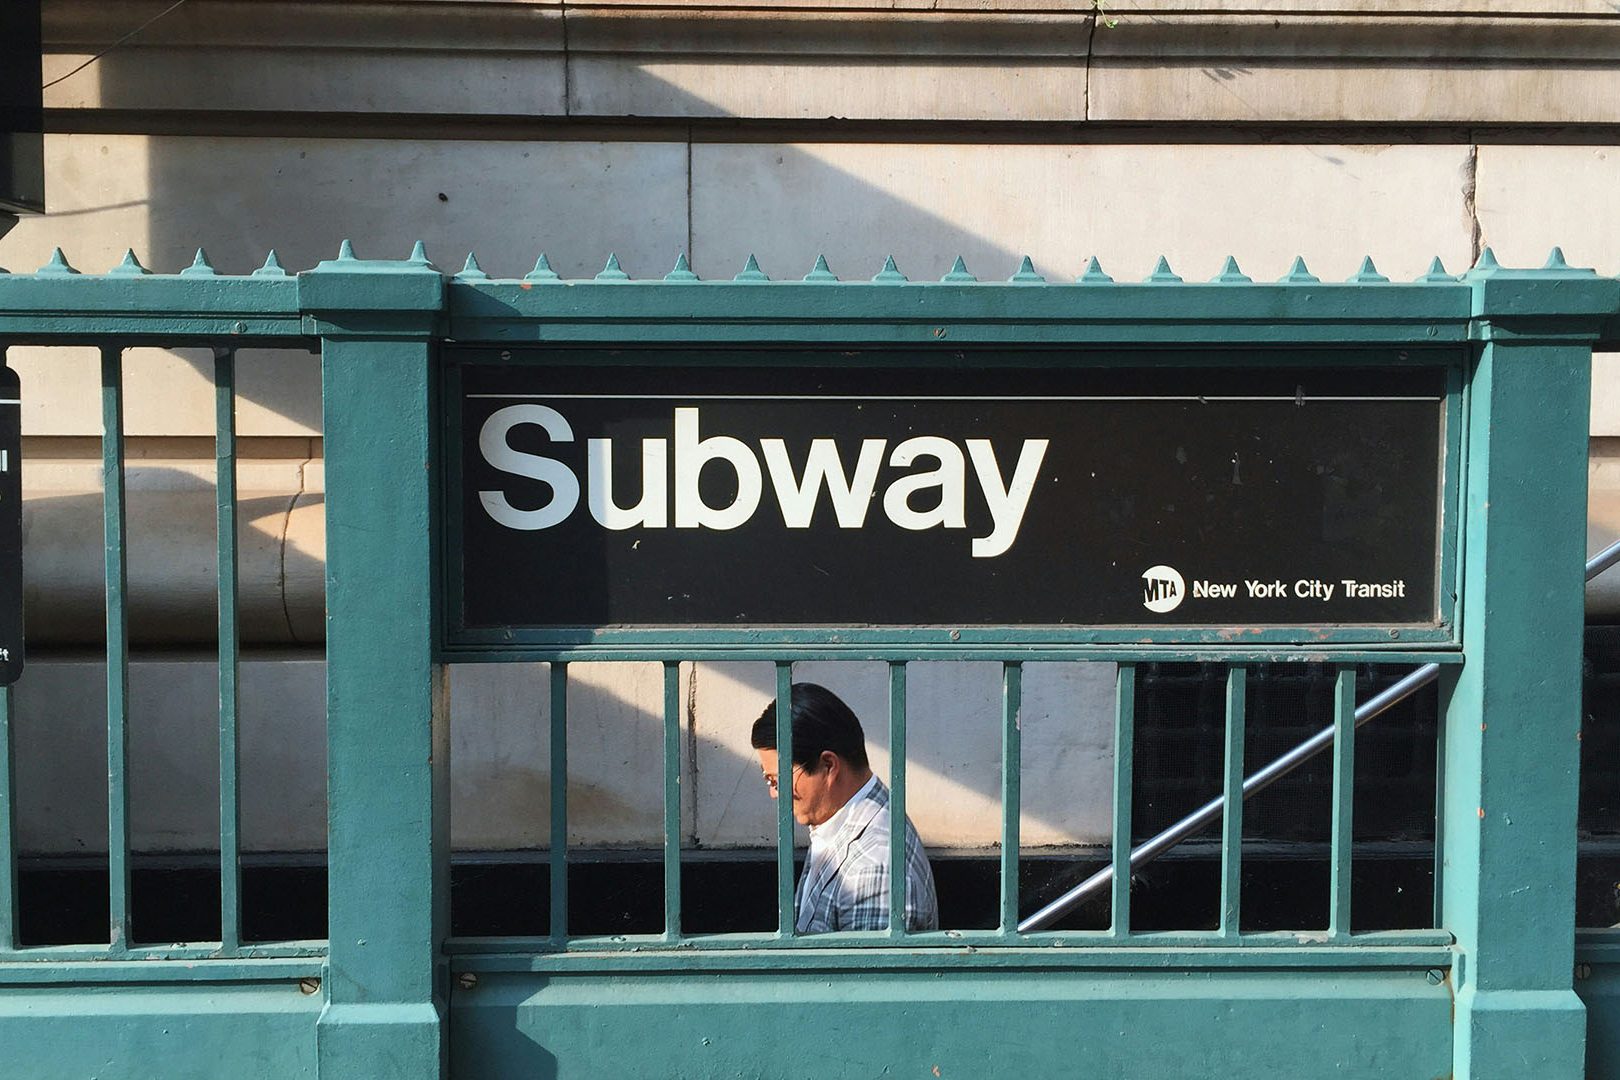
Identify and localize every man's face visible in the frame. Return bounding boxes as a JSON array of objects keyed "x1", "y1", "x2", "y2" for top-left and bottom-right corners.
[{"x1": 756, "y1": 747, "x2": 842, "y2": 827}]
